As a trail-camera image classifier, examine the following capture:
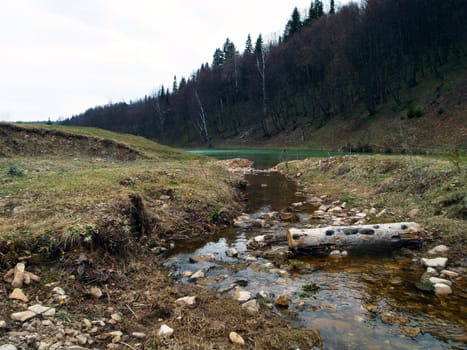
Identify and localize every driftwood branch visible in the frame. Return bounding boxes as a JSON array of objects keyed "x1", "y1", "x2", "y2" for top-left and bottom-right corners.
[{"x1": 287, "y1": 222, "x2": 422, "y2": 253}]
